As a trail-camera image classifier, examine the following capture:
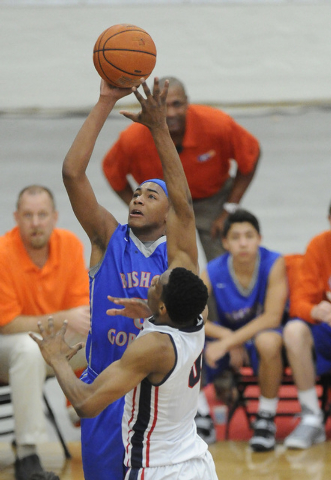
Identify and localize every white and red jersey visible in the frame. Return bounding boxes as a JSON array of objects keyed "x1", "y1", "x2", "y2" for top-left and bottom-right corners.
[{"x1": 122, "y1": 316, "x2": 207, "y2": 469}]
